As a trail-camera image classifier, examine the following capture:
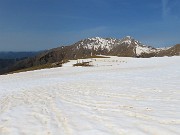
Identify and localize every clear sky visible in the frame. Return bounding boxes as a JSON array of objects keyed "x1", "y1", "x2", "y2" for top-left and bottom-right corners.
[{"x1": 0, "y1": 0, "x2": 180, "y2": 51}]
